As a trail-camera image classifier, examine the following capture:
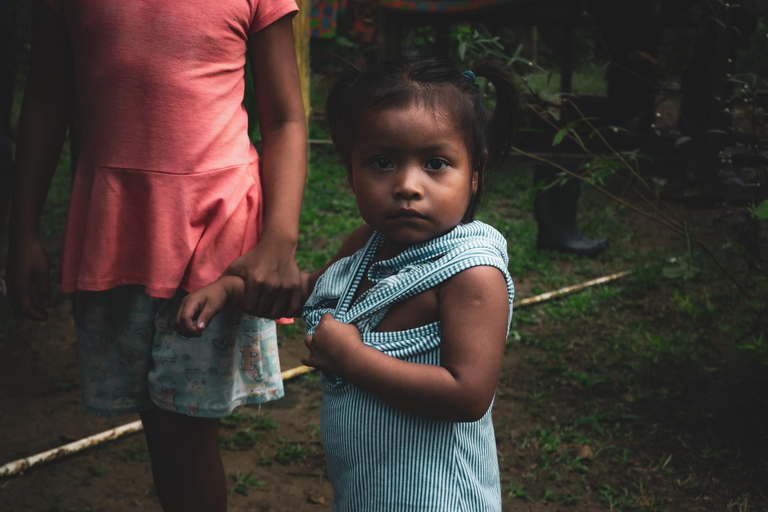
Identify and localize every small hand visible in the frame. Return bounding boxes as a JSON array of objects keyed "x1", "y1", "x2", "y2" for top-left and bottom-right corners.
[
  {"x1": 223, "y1": 237, "x2": 302, "y2": 319},
  {"x1": 174, "y1": 283, "x2": 229, "y2": 337},
  {"x1": 301, "y1": 313, "x2": 364, "y2": 376},
  {"x1": 7, "y1": 232, "x2": 50, "y2": 321}
]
